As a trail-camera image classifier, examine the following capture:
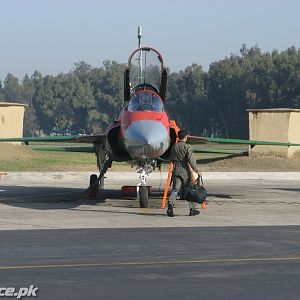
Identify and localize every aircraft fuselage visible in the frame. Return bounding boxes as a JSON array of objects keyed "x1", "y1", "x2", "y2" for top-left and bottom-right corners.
[{"x1": 104, "y1": 47, "x2": 173, "y2": 164}]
